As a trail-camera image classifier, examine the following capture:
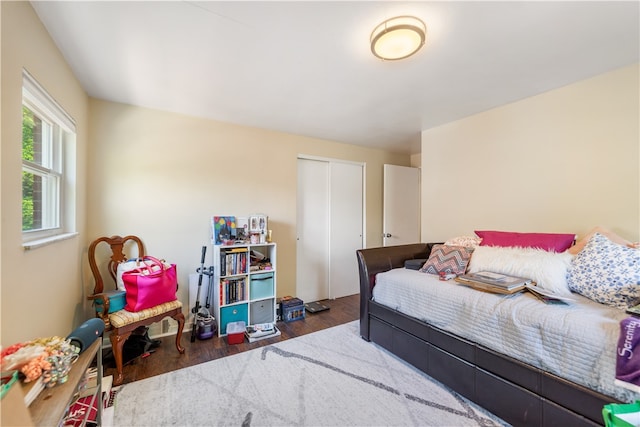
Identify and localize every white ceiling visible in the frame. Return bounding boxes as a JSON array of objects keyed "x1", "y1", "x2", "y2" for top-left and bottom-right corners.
[{"x1": 31, "y1": 1, "x2": 639, "y2": 155}]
